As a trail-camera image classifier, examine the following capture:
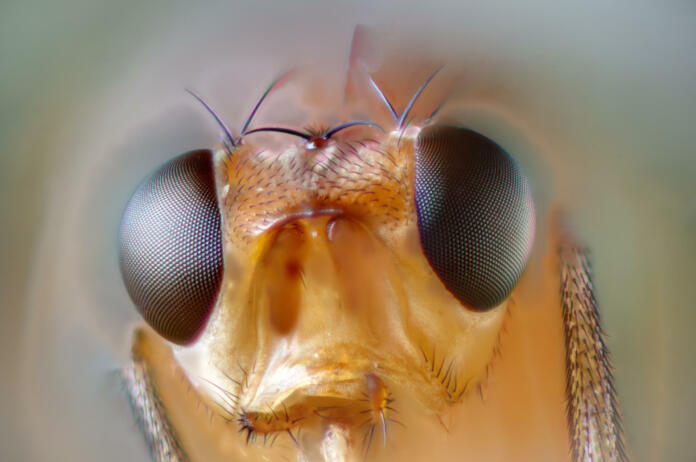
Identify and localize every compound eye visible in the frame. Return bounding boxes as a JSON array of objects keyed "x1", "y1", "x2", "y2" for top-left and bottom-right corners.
[
  {"x1": 415, "y1": 125, "x2": 535, "y2": 310},
  {"x1": 119, "y1": 149, "x2": 223, "y2": 344}
]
